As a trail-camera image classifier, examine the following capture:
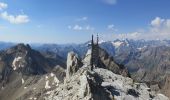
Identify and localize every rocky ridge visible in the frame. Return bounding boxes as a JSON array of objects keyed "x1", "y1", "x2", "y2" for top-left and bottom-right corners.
[
  {"x1": 35, "y1": 40, "x2": 170, "y2": 98},
  {"x1": 40, "y1": 50, "x2": 169, "y2": 100},
  {"x1": 0, "y1": 44, "x2": 169, "y2": 100},
  {"x1": 0, "y1": 44, "x2": 66, "y2": 100}
]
